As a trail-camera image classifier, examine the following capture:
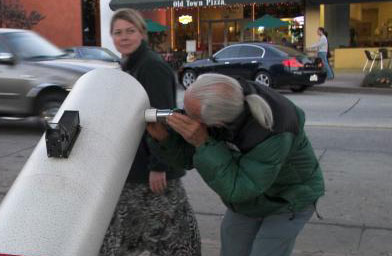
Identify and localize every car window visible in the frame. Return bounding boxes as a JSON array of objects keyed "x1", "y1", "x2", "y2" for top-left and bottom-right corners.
[
  {"x1": 2, "y1": 32, "x2": 65, "y2": 60},
  {"x1": 0, "y1": 40, "x2": 10, "y2": 54},
  {"x1": 64, "y1": 48, "x2": 76, "y2": 58},
  {"x1": 214, "y1": 46, "x2": 240, "y2": 59},
  {"x1": 64, "y1": 48, "x2": 75, "y2": 53},
  {"x1": 78, "y1": 48, "x2": 119, "y2": 62},
  {"x1": 238, "y1": 46, "x2": 264, "y2": 58},
  {"x1": 79, "y1": 48, "x2": 109, "y2": 60},
  {"x1": 272, "y1": 45, "x2": 306, "y2": 57}
]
